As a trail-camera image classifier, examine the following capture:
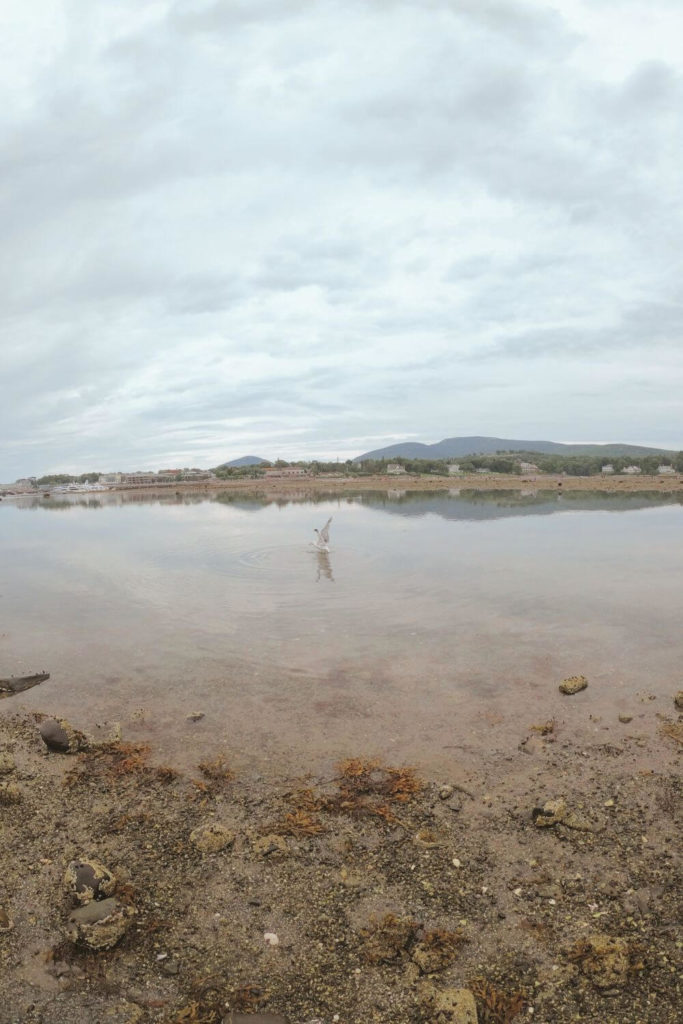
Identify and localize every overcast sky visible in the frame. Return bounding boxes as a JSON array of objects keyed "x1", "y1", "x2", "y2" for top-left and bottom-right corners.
[{"x1": 2, "y1": 0, "x2": 683, "y2": 477}]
